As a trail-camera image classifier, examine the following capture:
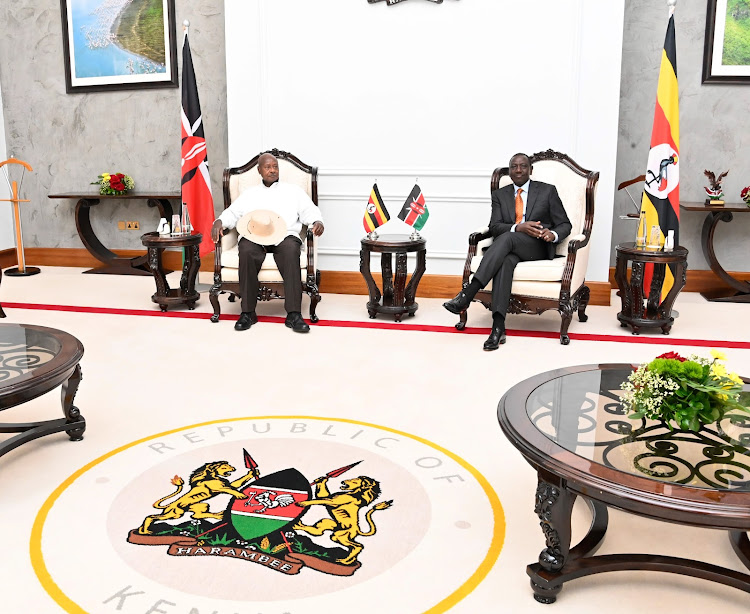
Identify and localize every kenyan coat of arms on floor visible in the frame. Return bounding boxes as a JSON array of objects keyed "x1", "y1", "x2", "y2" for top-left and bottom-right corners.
[{"x1": 127, "y1": 449, "x2": 393, "y2": 576}]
